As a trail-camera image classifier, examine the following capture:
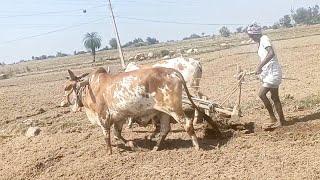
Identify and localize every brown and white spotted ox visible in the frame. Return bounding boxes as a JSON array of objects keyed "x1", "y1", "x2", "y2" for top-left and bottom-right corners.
[
  {"x1": 64, "y1": 67, "x2": 216, "y2": 154},
  {"x1": 125, "y1": 57, "x2": 203, "y2": 126}
]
